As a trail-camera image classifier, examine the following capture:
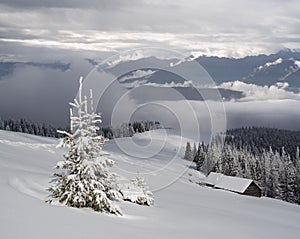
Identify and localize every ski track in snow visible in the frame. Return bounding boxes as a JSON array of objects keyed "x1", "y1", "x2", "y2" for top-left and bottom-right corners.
[
  {"x1": 8, "y1": 176, "x2": 48, "y2": 201},
  {"x1": 0, "y1": 139, "x2": 56, "y2": 153}
]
